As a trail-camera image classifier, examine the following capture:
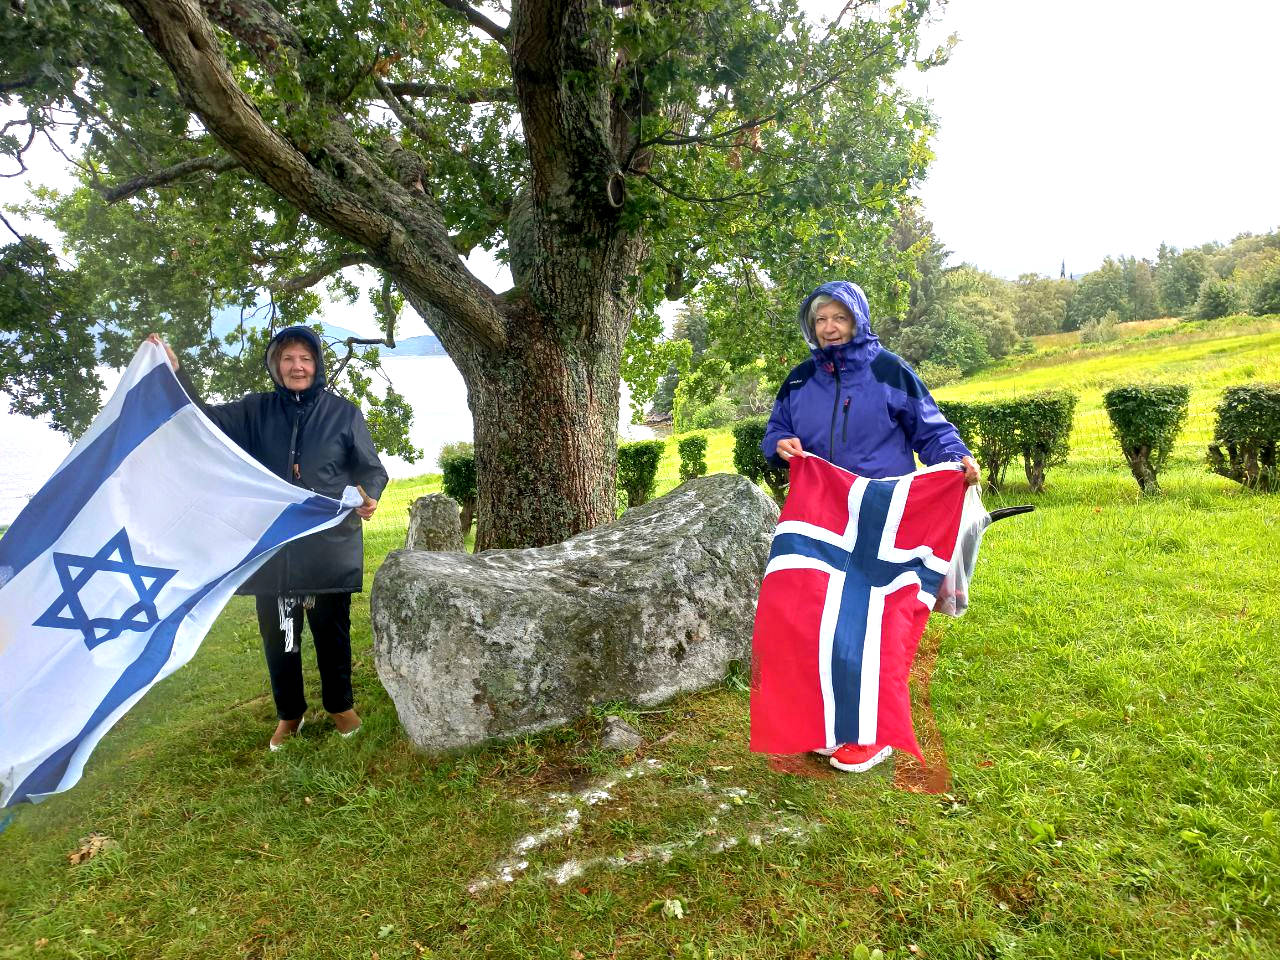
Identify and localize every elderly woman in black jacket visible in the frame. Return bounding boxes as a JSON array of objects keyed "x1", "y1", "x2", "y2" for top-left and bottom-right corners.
[{"x1": 149, "y1": 327, "x2": 388, "y2": 751}]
